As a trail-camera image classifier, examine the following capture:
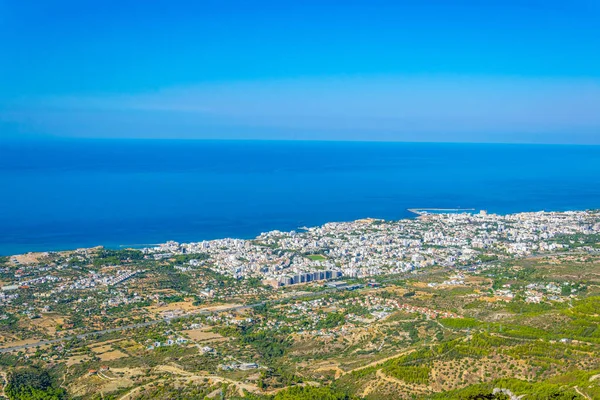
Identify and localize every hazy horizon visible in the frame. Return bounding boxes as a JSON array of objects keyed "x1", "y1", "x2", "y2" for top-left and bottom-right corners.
[{"x1": 2, "y1": 1, "x2": 600, "y2": 144}]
